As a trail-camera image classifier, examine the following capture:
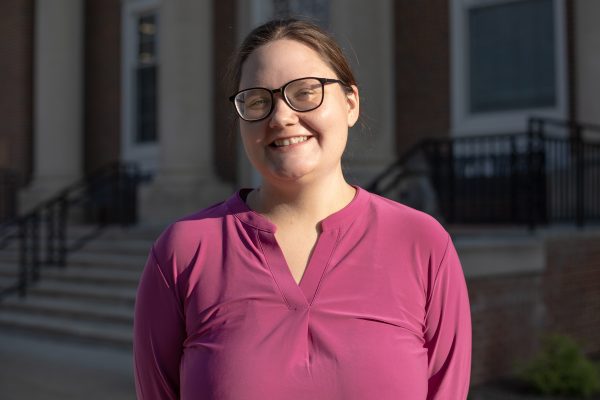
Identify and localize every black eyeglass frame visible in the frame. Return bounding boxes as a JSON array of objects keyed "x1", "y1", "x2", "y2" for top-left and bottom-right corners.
[{"x1": 228, "y1": 77, "x2": 352, "y2": 122}]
